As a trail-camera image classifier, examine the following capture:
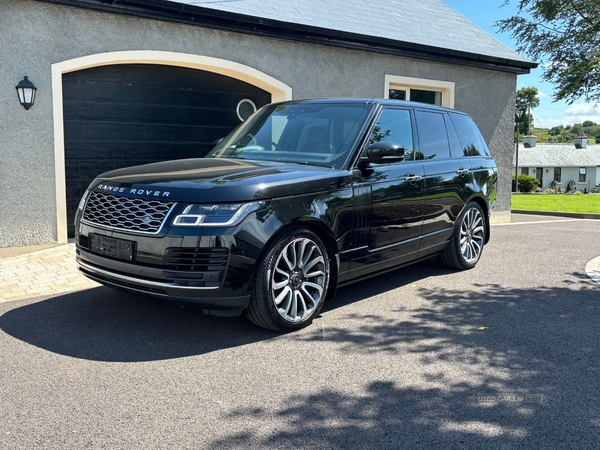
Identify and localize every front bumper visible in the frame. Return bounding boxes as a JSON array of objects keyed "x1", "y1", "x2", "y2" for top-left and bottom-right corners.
[
  {"x1": 76, "y1": 252, "x2": 251, "y2": 313},
  {"x1": 74, "y1": 210, "x2": 275, "y2": 313}
]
